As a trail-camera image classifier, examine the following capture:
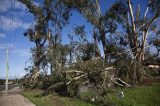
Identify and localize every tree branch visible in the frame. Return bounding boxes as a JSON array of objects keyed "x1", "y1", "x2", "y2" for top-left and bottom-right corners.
[{"x1": 128, "y1": 0, "x2": 136, "y2": 33}]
